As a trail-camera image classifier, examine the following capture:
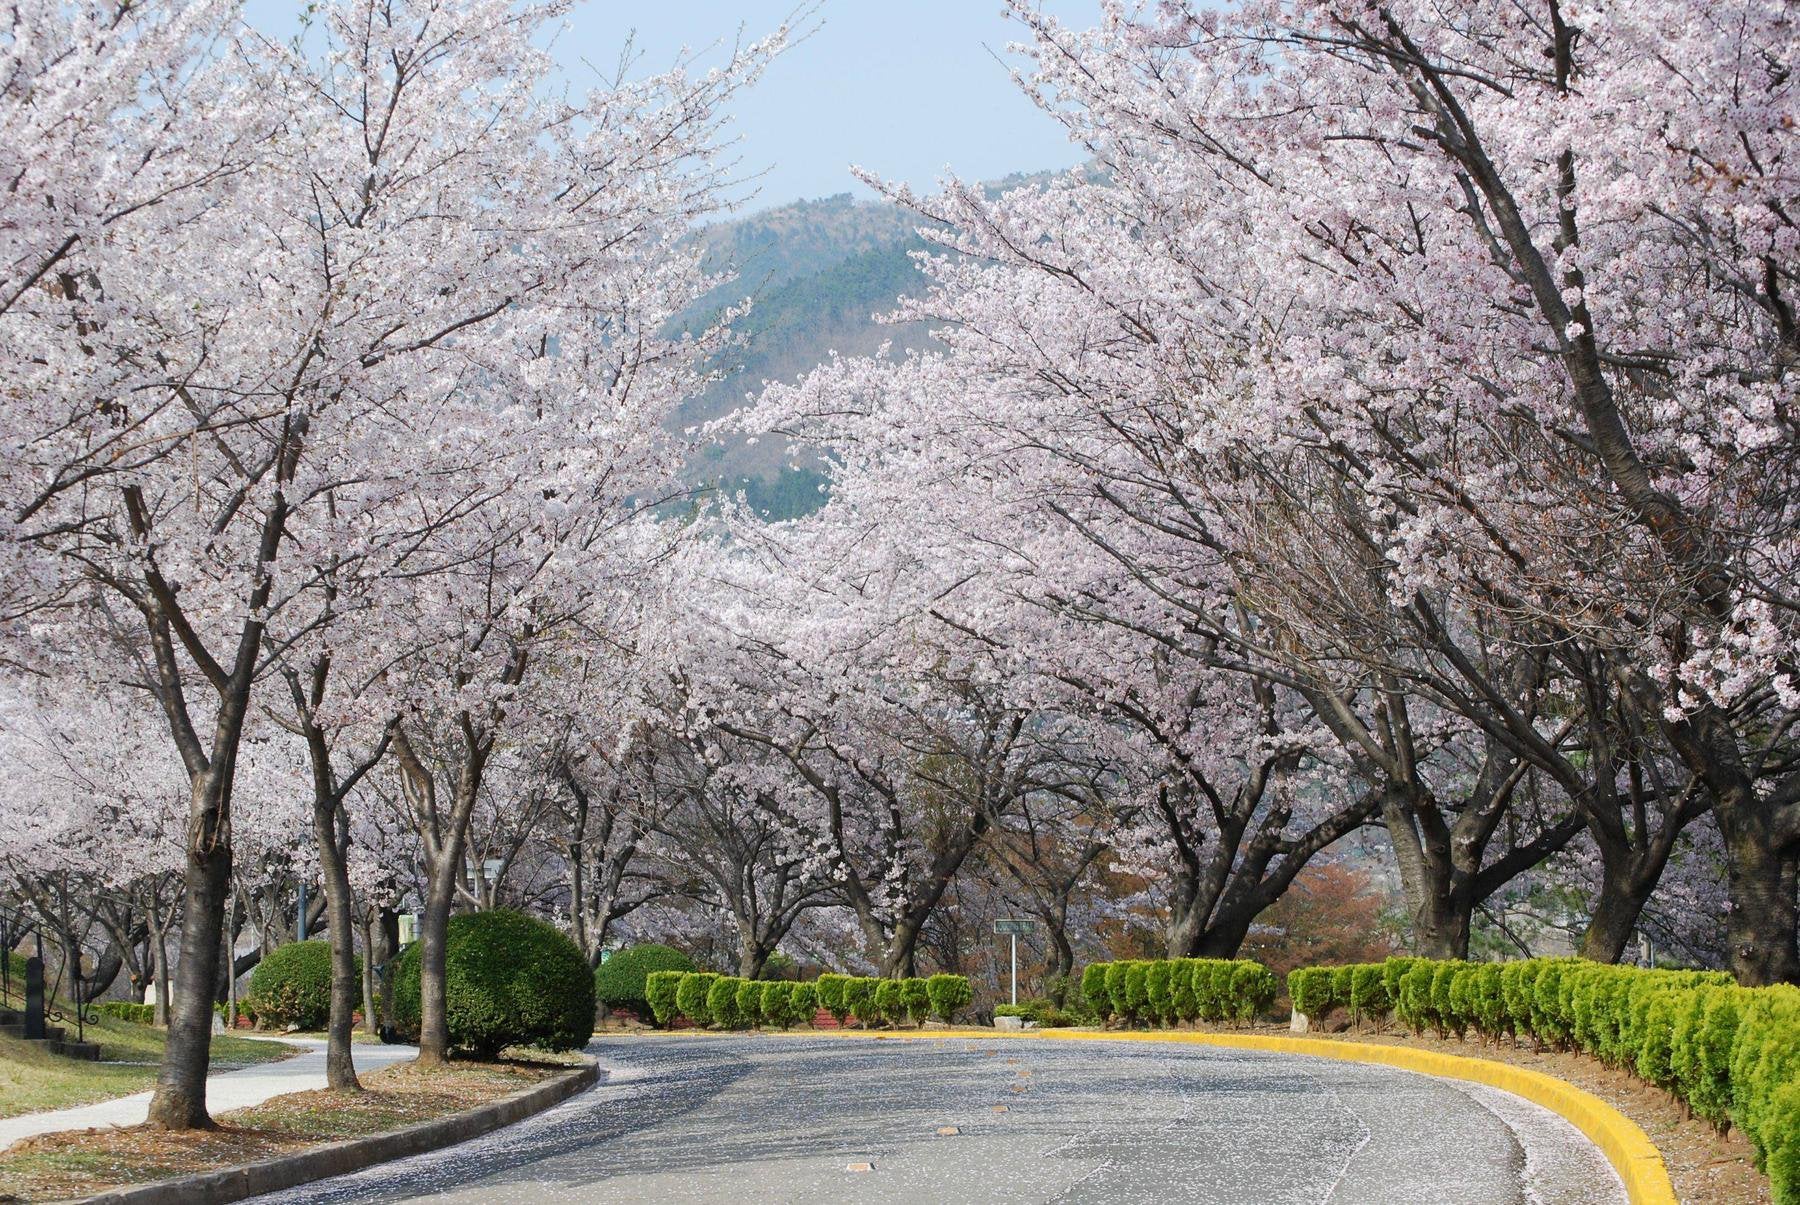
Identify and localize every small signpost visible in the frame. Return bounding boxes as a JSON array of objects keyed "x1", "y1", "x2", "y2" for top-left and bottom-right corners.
[{"x1": 992, "y1": 918, "x2": 1037, "y2": 1006}]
